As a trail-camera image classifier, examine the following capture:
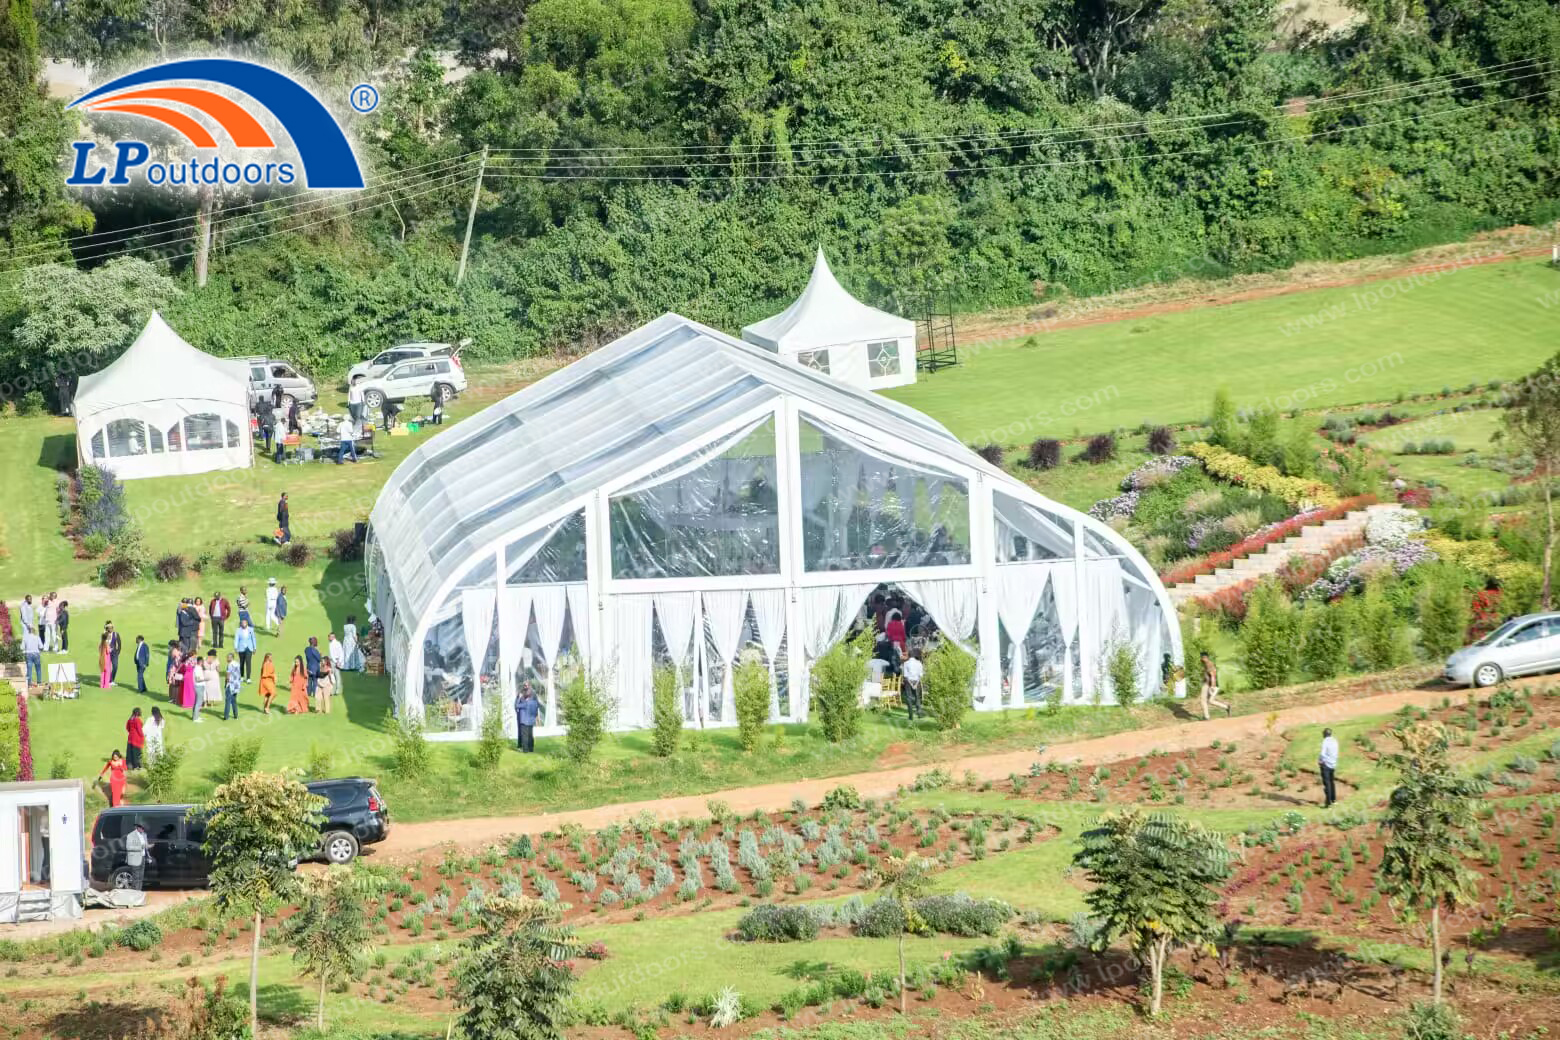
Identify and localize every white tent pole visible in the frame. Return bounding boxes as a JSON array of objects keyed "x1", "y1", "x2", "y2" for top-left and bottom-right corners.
[
  {"x1": 585, "y1": 489, "x2": 615, "y2": 728},
  {"x1": 777, "y1": 399, "x2": 807, "y2": 722},
  {"x1": 1072, "y1": 517, "x2": 1092, "y2": 702},
  {"x1": 970, "y1": 473, "x2": 1002, "y2": 712}
]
